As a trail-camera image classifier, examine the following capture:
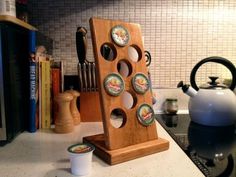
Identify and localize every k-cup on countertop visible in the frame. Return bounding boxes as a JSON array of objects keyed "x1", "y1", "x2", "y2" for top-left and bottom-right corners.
[{"x1": 0, "y1": 122, "x2": 204, "y2": 177}]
